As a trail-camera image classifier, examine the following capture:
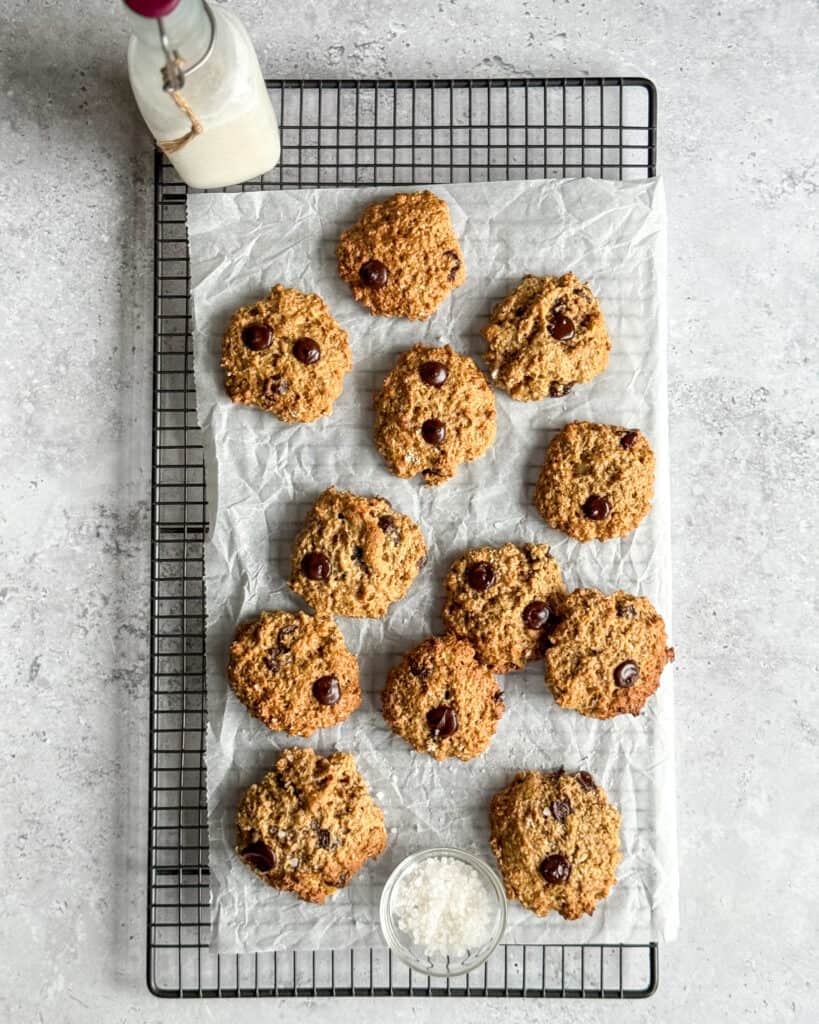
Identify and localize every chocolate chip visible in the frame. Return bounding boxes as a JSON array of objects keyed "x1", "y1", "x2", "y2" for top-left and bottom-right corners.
[
  {"x1": 466, "y1": 561, "x2": 495, "y2": 592},
  {"x1": 576, "y1": 771, "x2": 596, "y2": 791},
  {"x1": 539, "y1": 853, "x2": 571, "y2": 884},
  {"x1": 409, "y1": 658, "x2": 431, "y2": 679},
  {"x1": 426, "y1": 704, "x2": 458, "y2": 738},
  {"x1": 377, "y1": 514, "x2": 401, "y2": 543},
  {"x1": 262, "y1": 376, "x2": 289, "y2": 398},
  {"x1": 419, "y1": 360, "x2": 449, "y2": 387},
  {"x1": 242, "y1": 323, "x2": 273, "y2": 351},
  {"x1": 301, "y1": 551, "x2": 331, "y2": 580},
  {"x1": 548, "y1": 380, "x2": 575, "y2": 398},
  {"x1": 550, "y1": 798, "x2": 572, "y2": 822},
  {"x1": 493, "y1": 689, "x2": 505, "y2": 703},
  {"x1": 241, "y1": 840, "x2": 276, "y2": 873},
  {"x1": 263, "y1": 654, "x2": 279, "y2": 672},
  {"x1": 582, "y1": 494, "x2": 611, "y2": 521},
  {"x1": 351, "y1": 544, "x2": 367, "y2": 569},
  {"x1": 317, "y1": 828, "x2": 331, "y2": 849},
  {"x1": 312, "y1": 674, "x2": 341, "y2": 705},
  {"x1": 277, "y1": 625, "x2": 297, "y2": 650},
  {"x1": 617, "y1": 603, "x2": 637, "y2": 619},
  {"x1": 292, "y1": 337, "x2": 321, "y2": 365},
  {"x1": 614, "y1": 660, "x2": 640, "y2": 688},
  {"x1": 444, "y1": 249, "x2": 461, "y2": 282},
  {"x1": 538, "y1": 614, "x2": 563, "y2": 653},
  {"x1": 359, "y1": 259, "x2": 388, "y2": 288},
  {"x1": 421, "y1": 418, "x2": 446, "y2": 444},
  {"x1": 522, "y1": 600, "x2": 550, "y2": 630},
  {"x1": 620, "y1": 429, "x2": 639, "y2": 449},
  {"x1": 547, "y1": 314, "x2": 575, "y2": 342}
]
